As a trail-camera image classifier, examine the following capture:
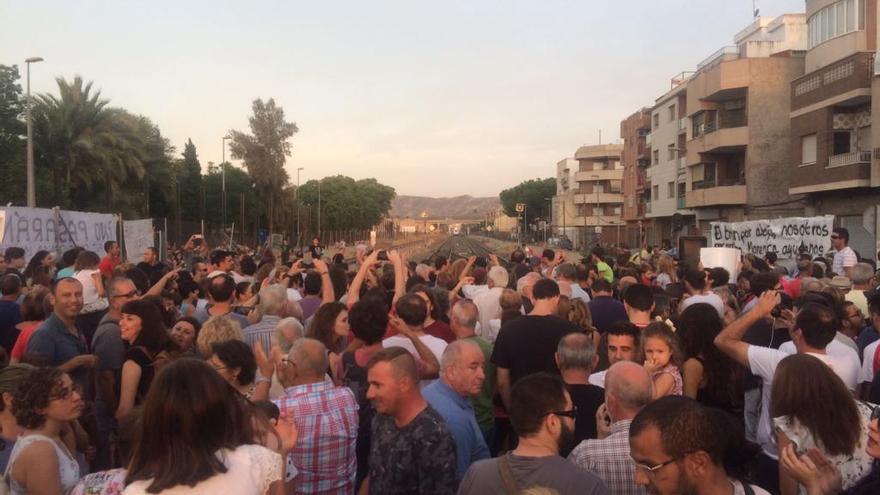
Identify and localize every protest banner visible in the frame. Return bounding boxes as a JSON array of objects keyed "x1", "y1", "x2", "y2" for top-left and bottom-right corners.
[
  {"x1": 123, "y1": 219, "x2": 155, "y2": 262},
  {"x1": 709, "y1": 215, "x2": 834, "y2": 258},
  {"x1": 700, "y1": 247, "x2": 742, "y2": 281},
  {"x1": 0, "y1": 207, "x2": 117, "y2": 262}
]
